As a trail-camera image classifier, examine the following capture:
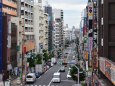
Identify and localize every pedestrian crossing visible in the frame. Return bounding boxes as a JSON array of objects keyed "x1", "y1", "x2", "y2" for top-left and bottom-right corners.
[{"x1": 25, "y1": 85, "x2": 62, "y2": 86}]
